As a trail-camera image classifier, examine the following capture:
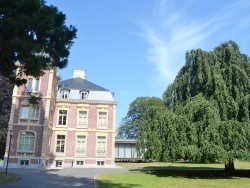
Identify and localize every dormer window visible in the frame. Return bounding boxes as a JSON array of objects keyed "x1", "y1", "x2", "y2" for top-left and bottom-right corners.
[
  {"x1": 62, "y1": 90, "x2": 69, "y2": 99},
  {"x1": 80, "y1": 91, "x2": 89, "y2": 100}
]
